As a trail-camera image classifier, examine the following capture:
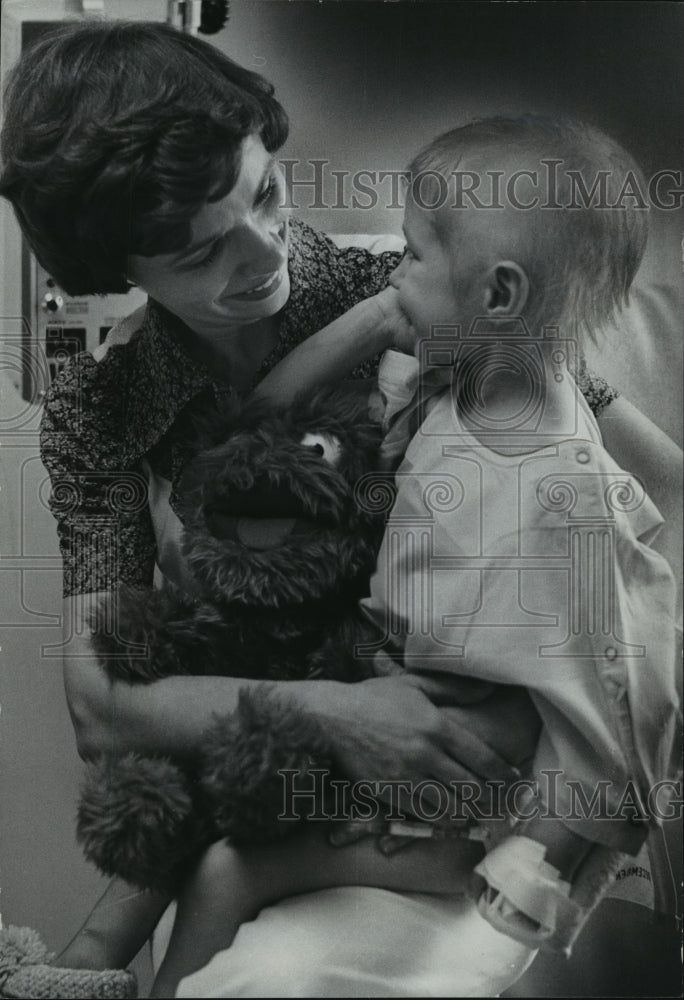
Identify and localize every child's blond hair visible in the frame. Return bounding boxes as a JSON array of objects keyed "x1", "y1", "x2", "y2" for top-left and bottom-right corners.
[{"x1": 408, "y1": 116, "x2": 648, "y2": 345}]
